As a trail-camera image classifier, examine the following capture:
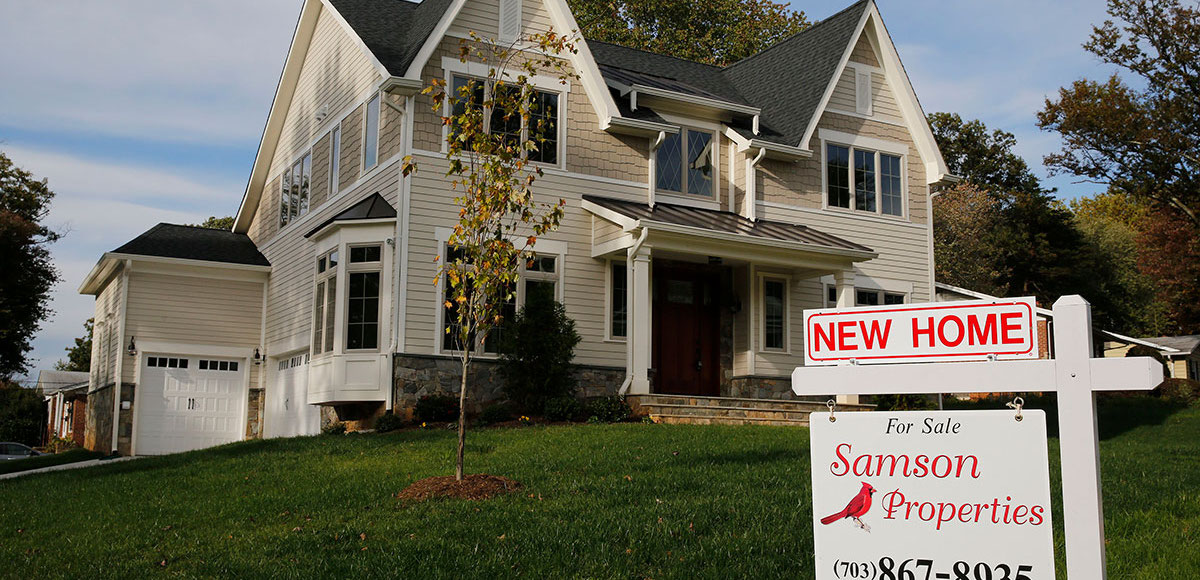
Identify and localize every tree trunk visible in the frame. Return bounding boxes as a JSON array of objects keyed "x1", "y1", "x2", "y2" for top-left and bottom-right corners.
[{"x1": 456, "y1": 358, "x2": 469, "y2": 481}]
